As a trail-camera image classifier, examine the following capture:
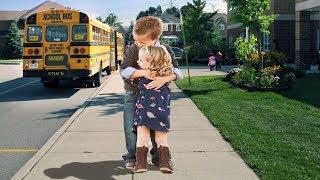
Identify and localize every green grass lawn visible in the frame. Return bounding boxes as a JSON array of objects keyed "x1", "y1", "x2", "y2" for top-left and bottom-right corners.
[
  {"x1": 0, "y1": 59, "x2": 22, "y2": 64},
  {"x1": 177, "y1": 75, "x2": 320, "y2": 180}
]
